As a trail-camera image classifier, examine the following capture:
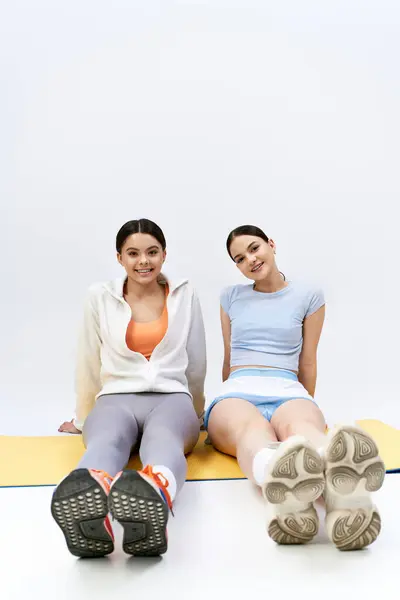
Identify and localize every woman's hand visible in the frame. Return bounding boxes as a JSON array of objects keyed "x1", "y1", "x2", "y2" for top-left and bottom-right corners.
[{"x1": 58, "y1": 420, "x2": 81, "y2": 434}]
